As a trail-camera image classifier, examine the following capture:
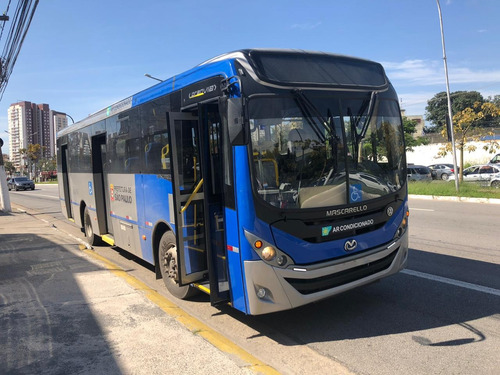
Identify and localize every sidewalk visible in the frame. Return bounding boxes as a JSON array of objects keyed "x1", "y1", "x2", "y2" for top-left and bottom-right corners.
[{"x1": 0, "y1": 208, "x2": 261, "y2": 375}]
